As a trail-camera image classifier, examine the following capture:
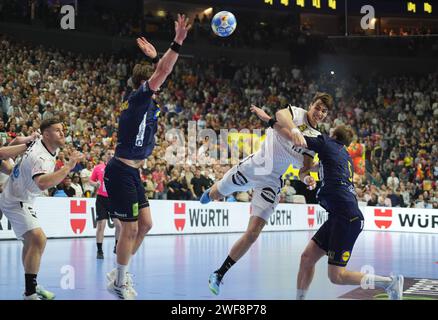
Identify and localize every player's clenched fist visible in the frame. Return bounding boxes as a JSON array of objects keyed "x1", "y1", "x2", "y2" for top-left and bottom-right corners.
[{"x1": 66, "y1": 151, "x2": 84, "y2": 169}]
